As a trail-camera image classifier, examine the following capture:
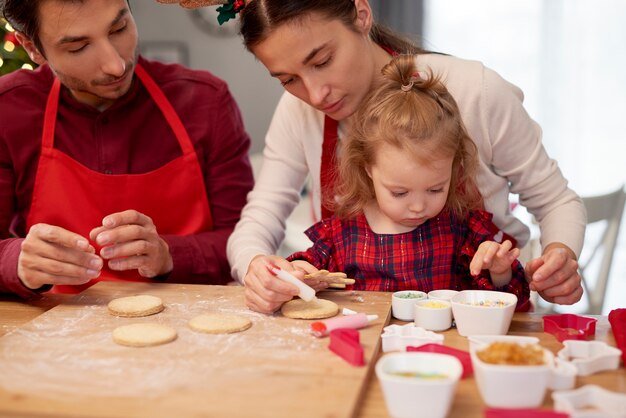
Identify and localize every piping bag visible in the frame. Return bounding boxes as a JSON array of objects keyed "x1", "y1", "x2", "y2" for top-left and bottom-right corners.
[
  {"x1": 267, "y1": 264, "x2": 317, "y2": 302},
  {"x1": 310, "y1": 313, "x2": 379, "y2": 337}
]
